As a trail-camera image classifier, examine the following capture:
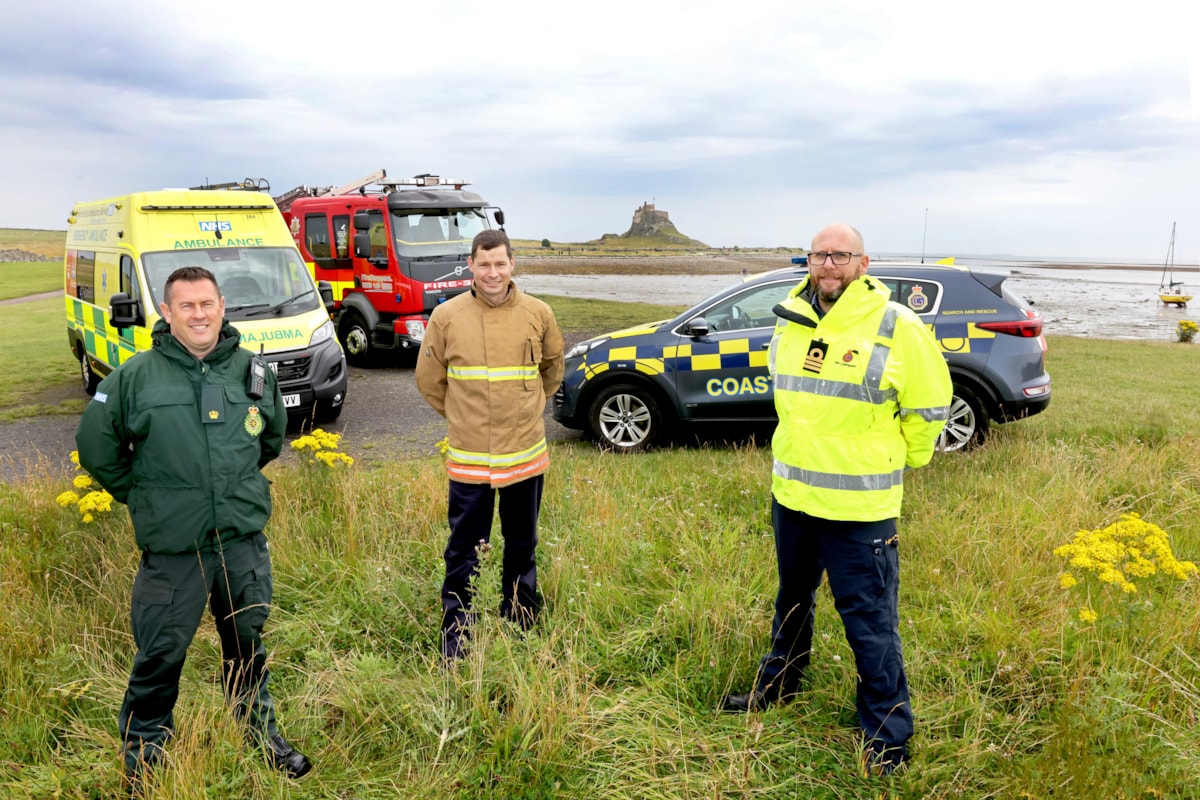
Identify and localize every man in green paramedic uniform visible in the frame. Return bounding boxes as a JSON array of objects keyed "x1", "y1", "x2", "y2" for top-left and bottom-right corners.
[{"x1": 76, "y1": 266, "x2": 311, "y2": 794}]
